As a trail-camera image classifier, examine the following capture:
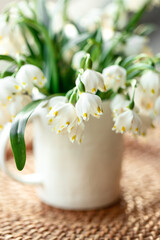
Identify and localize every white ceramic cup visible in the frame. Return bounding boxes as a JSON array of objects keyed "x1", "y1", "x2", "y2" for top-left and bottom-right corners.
[{"x1": 0, "y1": 101, "x2": 123, "y2": 210}]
